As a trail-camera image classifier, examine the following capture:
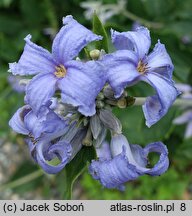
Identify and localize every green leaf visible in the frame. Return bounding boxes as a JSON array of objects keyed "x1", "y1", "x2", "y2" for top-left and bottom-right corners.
[
  {"x1": 114, "y1": 106, "x2": 178, "y2": 144},
  {"x1": 60, "y1": 146, "x2": 96, "y2": 199},
  {"x1": 176, "y1": 138, "x2": 192, "y2": 161},
  {"x1": 92, "y1": 13, "x2": 109, "y2": 52},
  {"x1": 163, "y1": 21, "x2": 192, "y2": 41}
]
